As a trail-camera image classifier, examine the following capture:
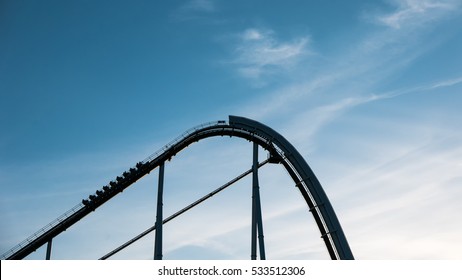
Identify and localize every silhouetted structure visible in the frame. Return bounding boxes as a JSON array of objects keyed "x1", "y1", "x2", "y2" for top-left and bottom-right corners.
[{"x1": 1, "y1": 116, "x2": 354, "y2": 260}]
